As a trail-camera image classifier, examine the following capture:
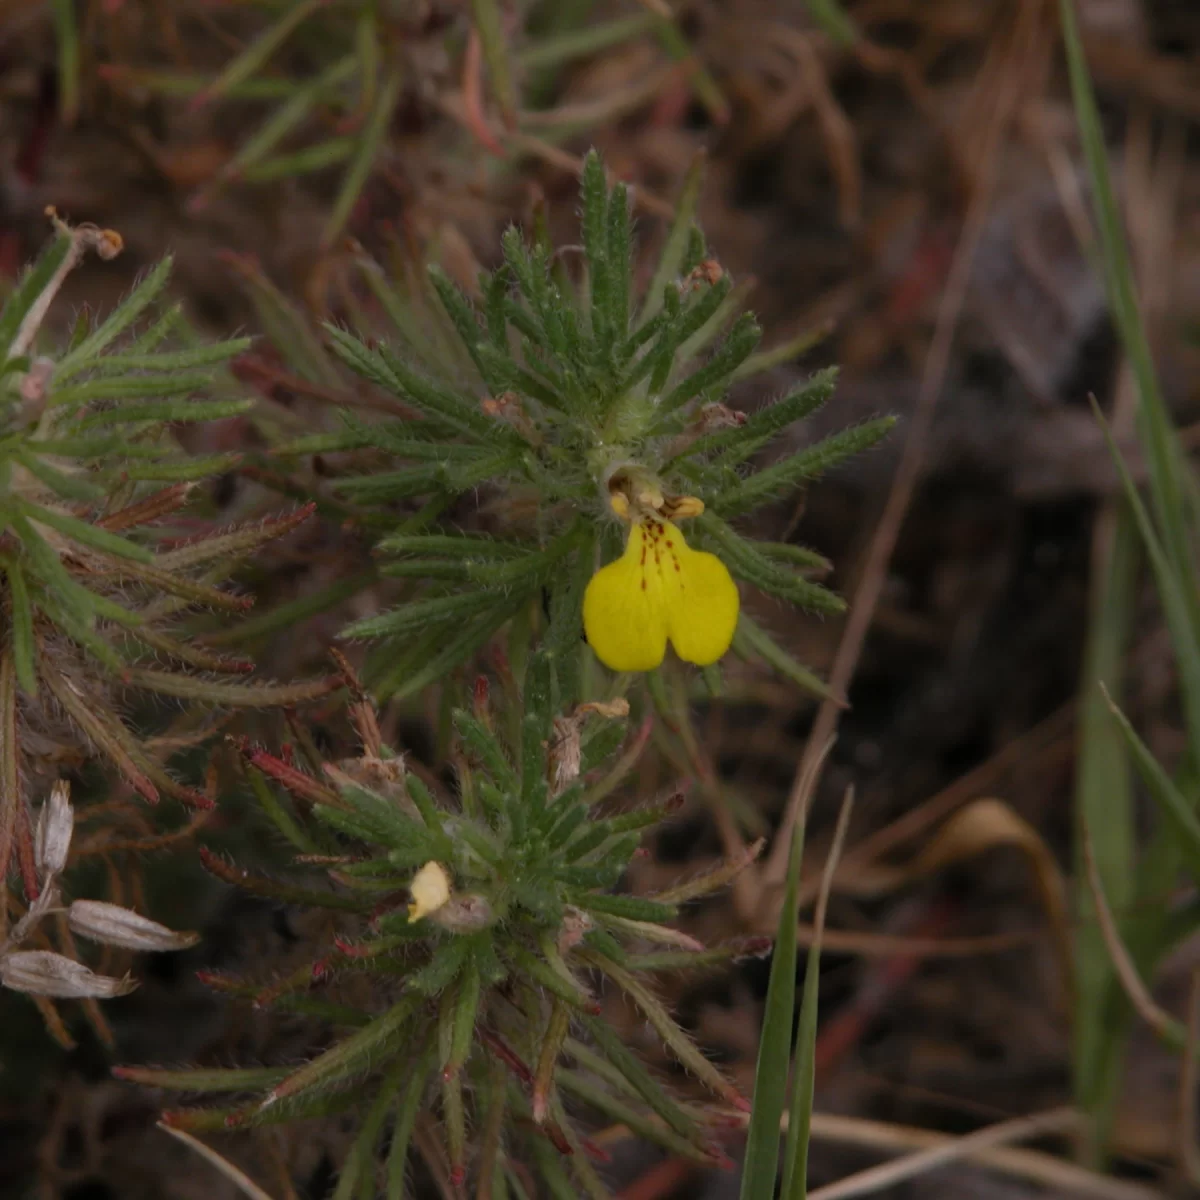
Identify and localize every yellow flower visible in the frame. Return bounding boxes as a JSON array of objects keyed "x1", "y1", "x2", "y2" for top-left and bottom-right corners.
[
  {"x1": 583, "y1": 517, "x2": 738, "y2": 672},
  {"x1": 407, "y1": 861, "x2": 451, "y2": 921}
]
